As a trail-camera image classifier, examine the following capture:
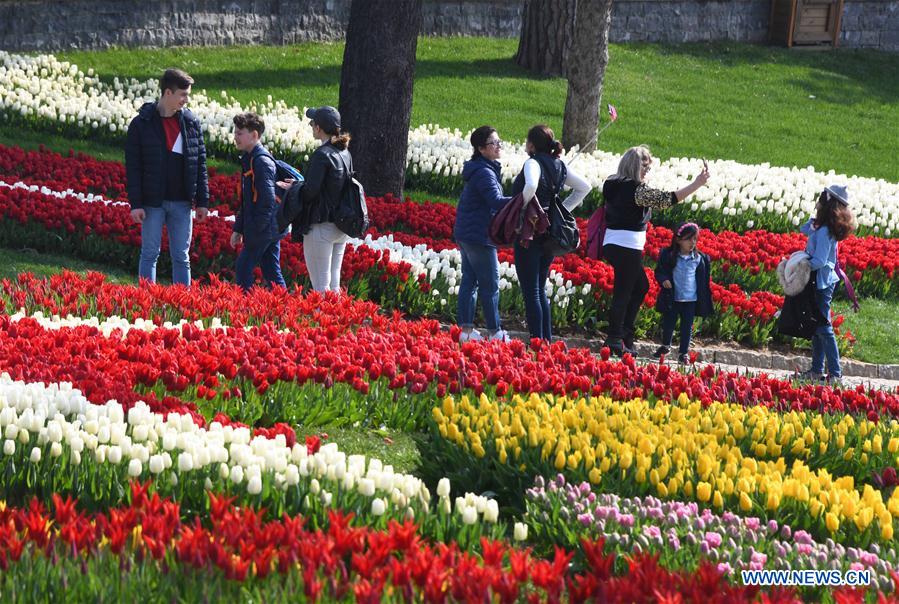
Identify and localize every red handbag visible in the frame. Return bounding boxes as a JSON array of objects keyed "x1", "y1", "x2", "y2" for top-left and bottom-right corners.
[{"x1": 488, "y1": 193, "x2": 550, "y2": 248}]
